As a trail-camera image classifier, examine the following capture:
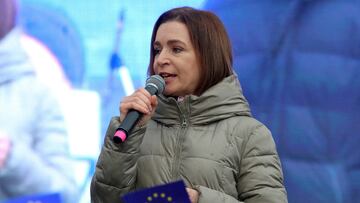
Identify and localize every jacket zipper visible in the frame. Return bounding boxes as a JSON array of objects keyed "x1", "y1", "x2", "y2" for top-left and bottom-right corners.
[
  {"x1": 181, "y1": 117, "x2": 187, "y2": 127},
  {"x1": 172, "y1": 99, "x2": 188, "y2": 180}
]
